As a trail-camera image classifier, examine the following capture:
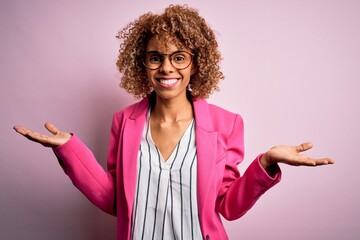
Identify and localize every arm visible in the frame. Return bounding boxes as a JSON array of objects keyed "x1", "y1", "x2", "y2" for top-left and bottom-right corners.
[
  {"x1": 215, "y1": 115, "x2": 281, "y2": 220},
  {"x1": 215, "y1": 115, "x2": 334, "y2": 220},
  {"x1": 14, "y1": 119, "x2": 120, "y2": 215}
]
